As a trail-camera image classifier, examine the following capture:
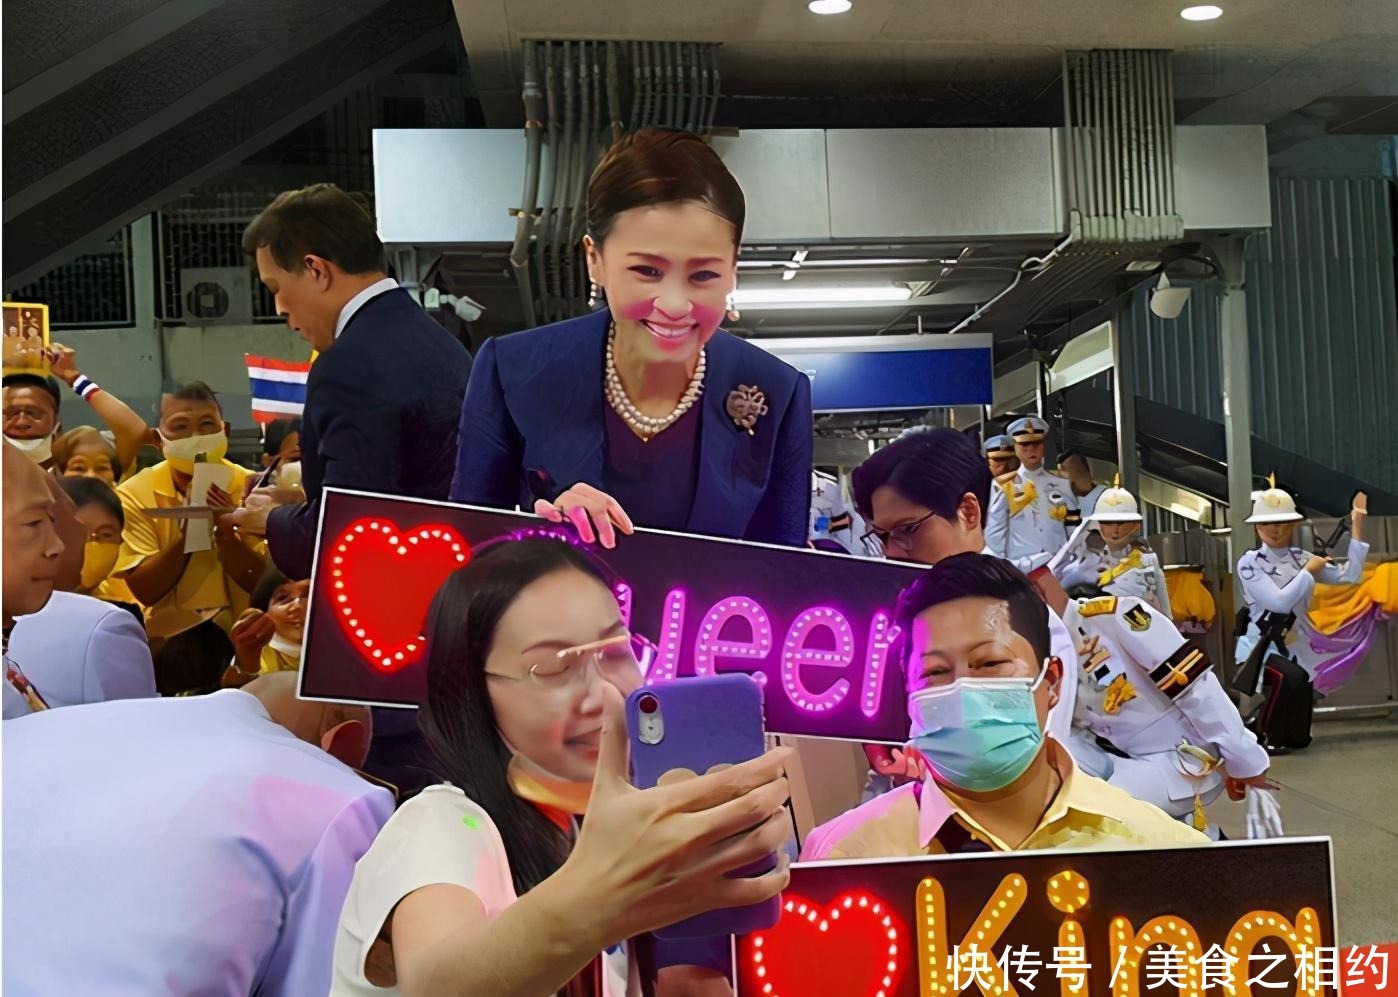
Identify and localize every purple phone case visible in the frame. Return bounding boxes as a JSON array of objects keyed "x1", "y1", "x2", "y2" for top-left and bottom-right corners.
[{"x1": 627, "y1": 675, "x2": 780, "y2": 939}]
